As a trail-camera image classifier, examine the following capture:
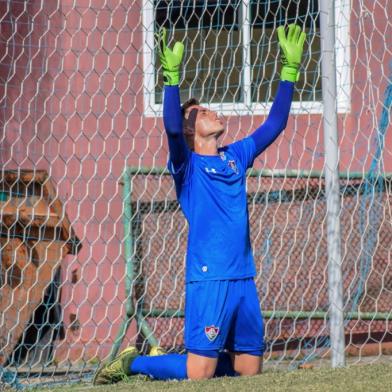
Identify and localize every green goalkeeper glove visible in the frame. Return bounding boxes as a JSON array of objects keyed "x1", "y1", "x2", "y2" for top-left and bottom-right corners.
[
  {"x1": 277, "y1": 24, "x2": 306, "y2": 83},
  {"x1": 155, "y1": 27, "x2": 184, "y2": 86}
]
